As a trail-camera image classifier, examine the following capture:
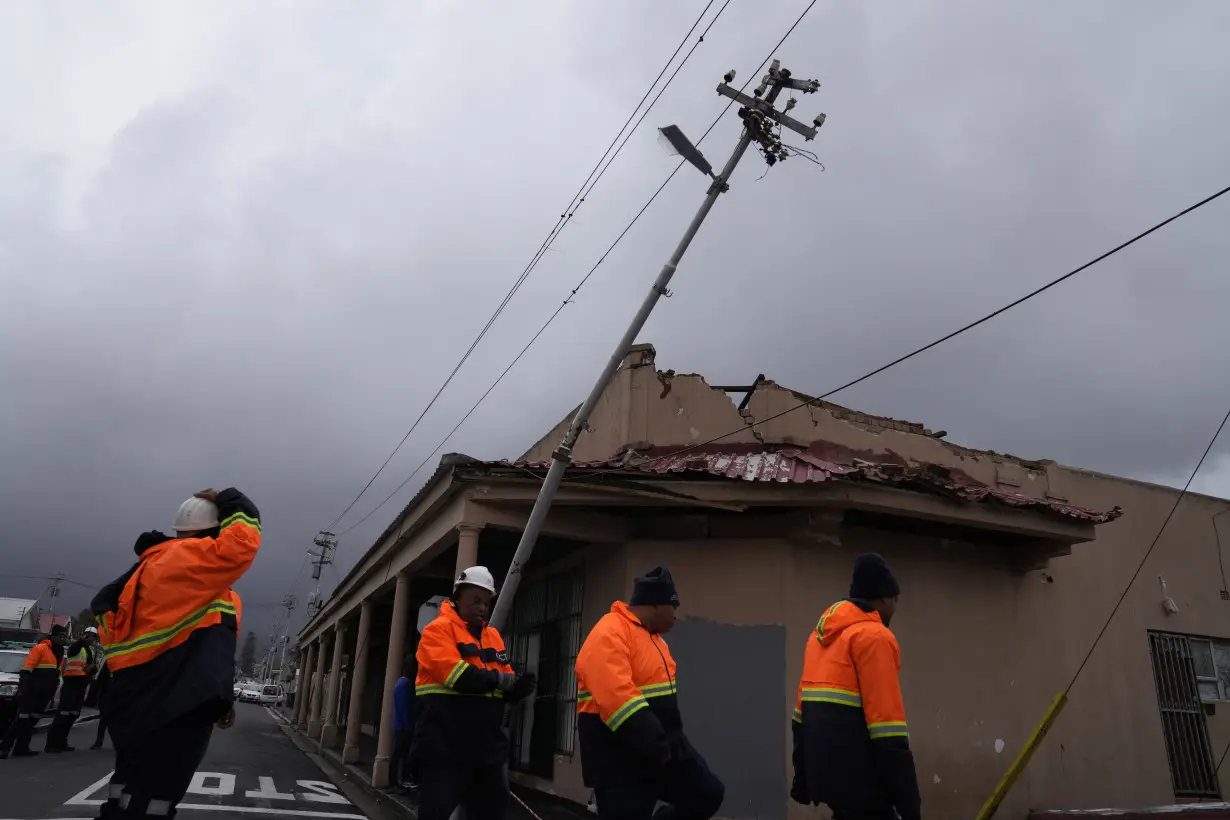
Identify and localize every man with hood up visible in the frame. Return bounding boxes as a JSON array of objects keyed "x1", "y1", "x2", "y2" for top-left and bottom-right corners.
[{"x1": 790, "y1": 553, "x2": 920, "y2": 820}]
